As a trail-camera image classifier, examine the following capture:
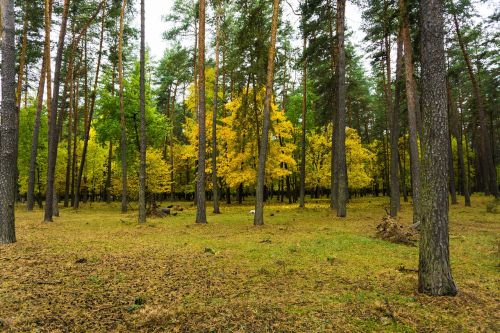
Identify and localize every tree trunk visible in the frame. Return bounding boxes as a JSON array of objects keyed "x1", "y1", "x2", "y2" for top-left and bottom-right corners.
[
  {"x1": 0, "y1": 0, "x2": 17, "y2": 244},
  {"x1": 399, "y1": 0, "x2": 421, "y2": 226},
  {"x1": 195, "y1": 0, "x2": 207, "y2": 224},
  {"x1": 15, "y1": 0, "x2": 29, "y2": 110},
  {"x1": 27, "y1": 19, "x2": 49, "y2": 211},
  {"x1": 44, "y1": 0, "x2": 70, "y2": 222},
  {"x1": 452, "y1": 9, "x2": 497, "y2": 197},
  {"x1": 75, "y1": 2, "x2": 106, "y2": 209},
  {"x1": 446, "y1": 81, "x2": 457, "y2": 205},
  {"x1": 254, "y1": 0, "x2": 280, "y2": 226},
  {"x1": 418, "y1": 0, "x2": 457, "y2": 296},
  {"x1": 211, "y1": 0, "x2": 221, "y2": 214},
  {"x1": 390, "y1": 25, "x2": 403, "y2": 217},
  {"x1": 334, "y1": 0, "x2": 347, "y2": 217},
  {"x1": 138, "y1": 0, "x2": 147, "y2": 223},
  {"x1": 105, "y1": 140, "x2": 113, "y2": 203},
  {"x1": 118, "y1": 0, "x2": 128, "y2": 213},
  {"x1": 299, "y1": 28, "x2": 307, "y2": 208}
]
